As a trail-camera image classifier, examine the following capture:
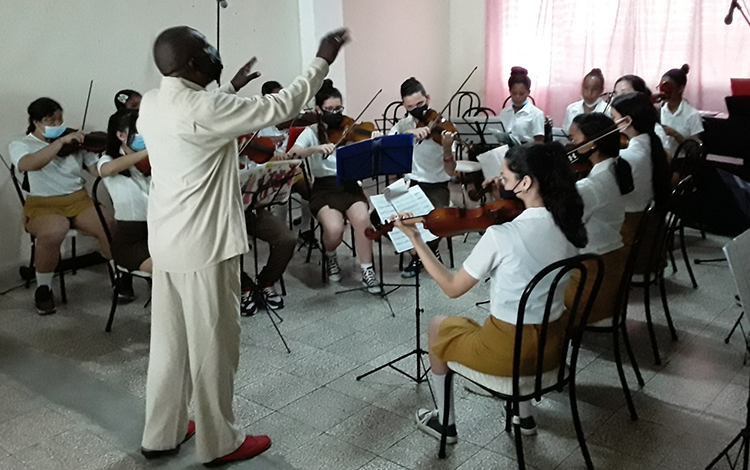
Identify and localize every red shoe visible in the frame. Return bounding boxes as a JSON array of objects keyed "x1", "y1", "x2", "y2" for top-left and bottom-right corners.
[
  {"x1": 141, "y1": 420, "x2": 196, "y2": 459},
  {"x1": 204, "y1": 435, "x2": 272, "y2": 467}
]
